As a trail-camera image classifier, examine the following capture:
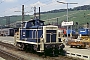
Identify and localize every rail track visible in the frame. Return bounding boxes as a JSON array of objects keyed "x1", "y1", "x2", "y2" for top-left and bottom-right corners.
[
  {"x1": 0, "y1": 41, "x2": 25, "y2": 60},
  {"x1": 0, "y1": 49, "x2": 25, "y2": 60},
  {"x1": 0, "y1": 41, "x2": 84, "y2": 60}
]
